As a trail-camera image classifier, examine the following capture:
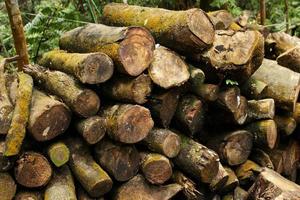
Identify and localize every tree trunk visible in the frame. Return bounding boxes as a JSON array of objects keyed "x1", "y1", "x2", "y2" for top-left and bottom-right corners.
[
  {"x1": 24, "y1": 64, "x2": 100, "y2": 117},
  {"x1": 148, "y1": 46, "x2": 190, "y2": 89},
  {"x1": 39, "y1": 50, "x2": 114, "y2": 84},
  {"x1": 0, "y1": 172, "x2": 17, "y2": 200},
  {"x1": 100, "y1": 104, "x2": 153, "y2": 144},
  {"x1": 47, "y1": 141, "x2": 70, "y2": 167},
  {"x1": 59, "y1": 24, "x2": 155, "y2": 76},
  {"x1": 94, "y1": 139, "x2": 140, "y2": 182},
  {"x1": 28, "y1": 89, "x2": 71, "y2": 141},
  {"x1": 103, "y1": 3, "x2": 215, "y2": 55}
]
